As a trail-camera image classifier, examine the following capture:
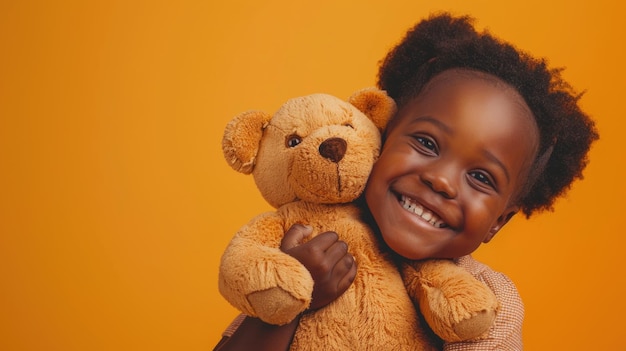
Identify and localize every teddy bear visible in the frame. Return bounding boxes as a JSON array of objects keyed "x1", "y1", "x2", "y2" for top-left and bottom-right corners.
[{"x1": 218, "y1": 88, "x2": 500, "y2": 350}]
